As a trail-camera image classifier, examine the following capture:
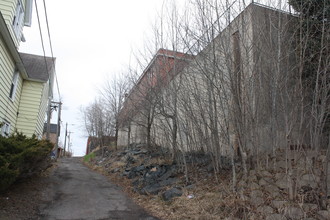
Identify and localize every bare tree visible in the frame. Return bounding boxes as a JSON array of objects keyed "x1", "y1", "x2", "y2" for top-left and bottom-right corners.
[
  {"x1": 99, "y1": 74, "x2": 130, "y2": 149},
  {"x1": 81, "y1": 98, "x2": 113, "y2": 155}
]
